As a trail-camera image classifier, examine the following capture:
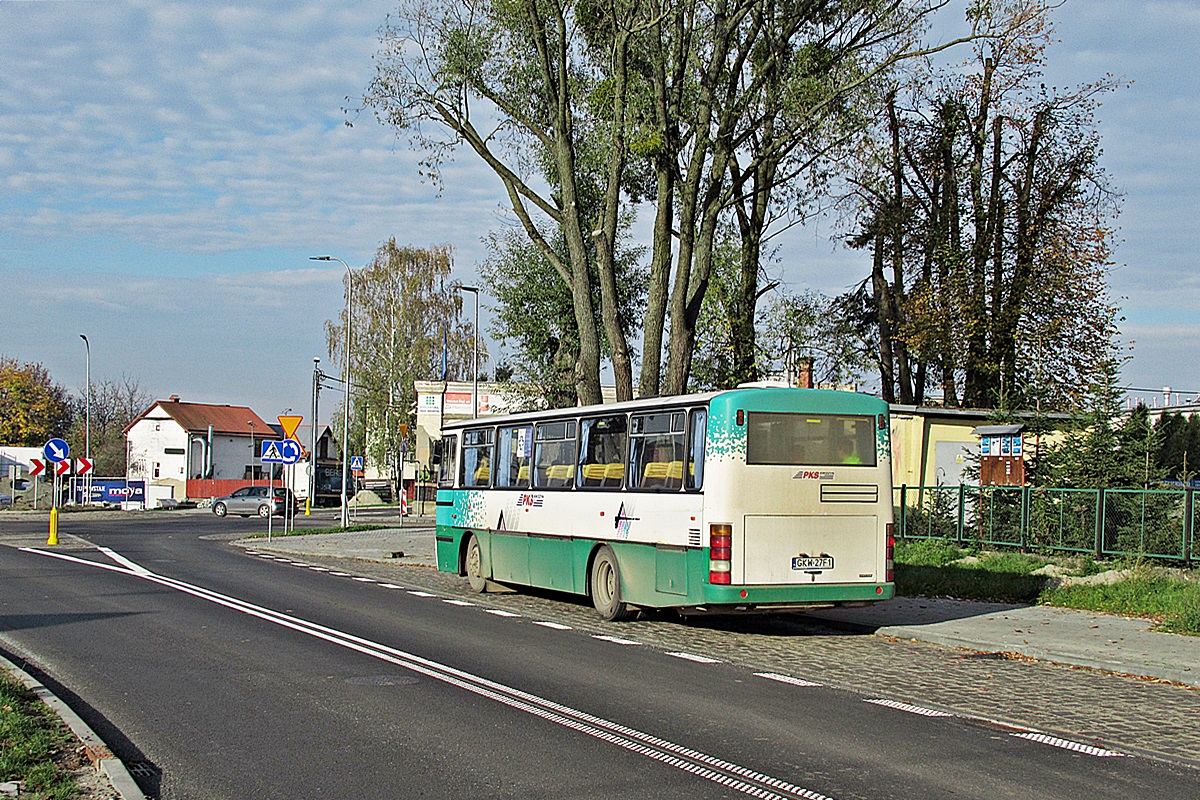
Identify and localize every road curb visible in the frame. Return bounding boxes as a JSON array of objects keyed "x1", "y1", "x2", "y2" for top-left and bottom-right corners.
[{"x1": 0, "y1": 653, "x2": 145, "y2": 800}]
